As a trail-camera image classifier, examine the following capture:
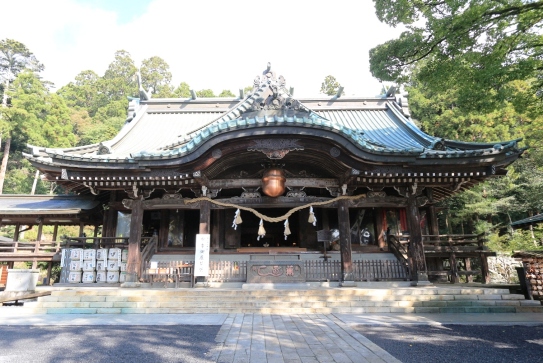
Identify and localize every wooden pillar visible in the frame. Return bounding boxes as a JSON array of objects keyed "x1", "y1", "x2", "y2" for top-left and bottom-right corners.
[
  {"x1": 52, "y1": 224, "x2": 59, "y2": 242},
  {"x1": 159, "y1": 210, "x2": 169, "y2": 251},
  {"x1": 338, "y1": 199, "x2": 354, "y2": 285},
  {"x1": 46, "y1": 262, "x2": 53, "y2": 285},
  {"x1": 79, "y1": 222, "x2": 85, "y2": 237},
  {"x1": 103, "y1": 191, "x2": 117, "y2": 237},
  {"x1": 126, "y1": 199, "x2": 144, "y2": 283},
  {"x1": 14, "y1": 223, "x2": 20, "y2": 242},
  {"x1": 376, "y1": 209, "x2": 386, "y2": 249},
  {"x1": 211, "y1": 210, "x2": 220, "y2": 251},
  {"x1": 449, "y1": 252, "x2": 458, "y2": 284},
  {"x1": 428, "y1": 205, "x2": 439, "y2": 235},
  {"x1": 36, "y1": 219, "x2": 44, "y2": 242},
  {"x1": 199, "y1": 201, "x2": 210, "y2": 234},
  {"x1": 465, "y1": 258, "x2": 473, "y2": 283},
  {"x1": 406, "y1": 194, "x2": 430, "y2": 285},
  {"x1": 480, "y1": 253, "x2": 490, "y2": 284}
]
